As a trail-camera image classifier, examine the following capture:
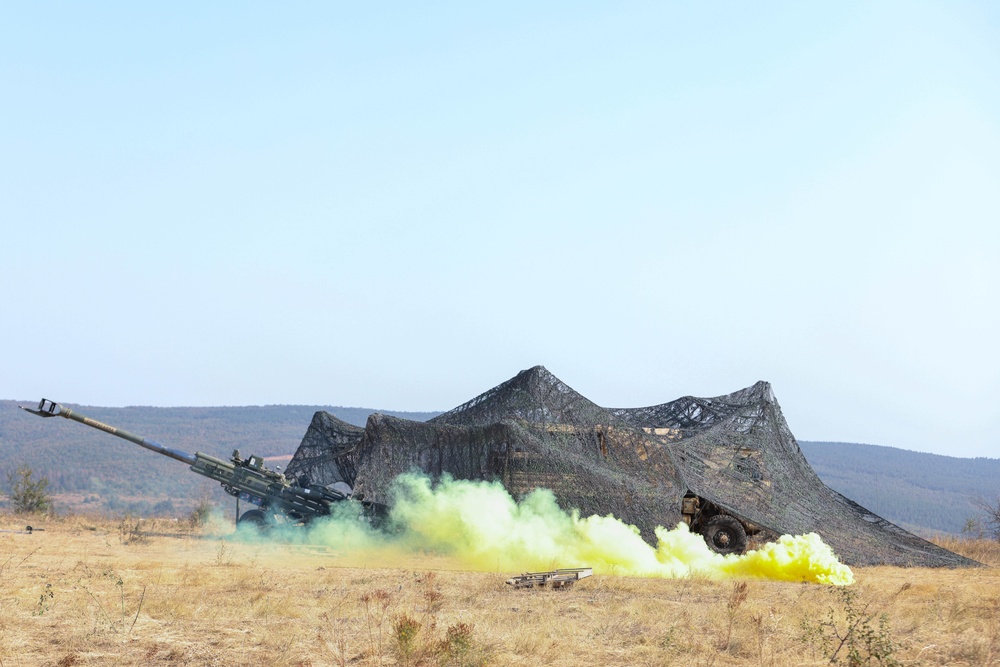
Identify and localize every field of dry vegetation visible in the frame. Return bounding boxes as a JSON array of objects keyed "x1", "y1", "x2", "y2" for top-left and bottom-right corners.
[{"x1": 1, "y1": 514, "x2": 998, "y2": 667}]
